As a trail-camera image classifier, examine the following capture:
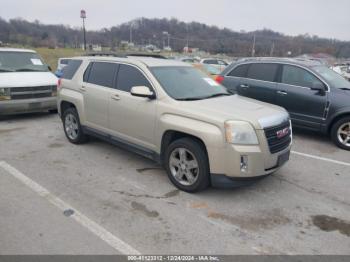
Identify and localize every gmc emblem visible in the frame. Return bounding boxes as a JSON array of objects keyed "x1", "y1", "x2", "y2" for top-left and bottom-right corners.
[{"x1": 276, "y1": 127, "x2": 290, "y2": 139}]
